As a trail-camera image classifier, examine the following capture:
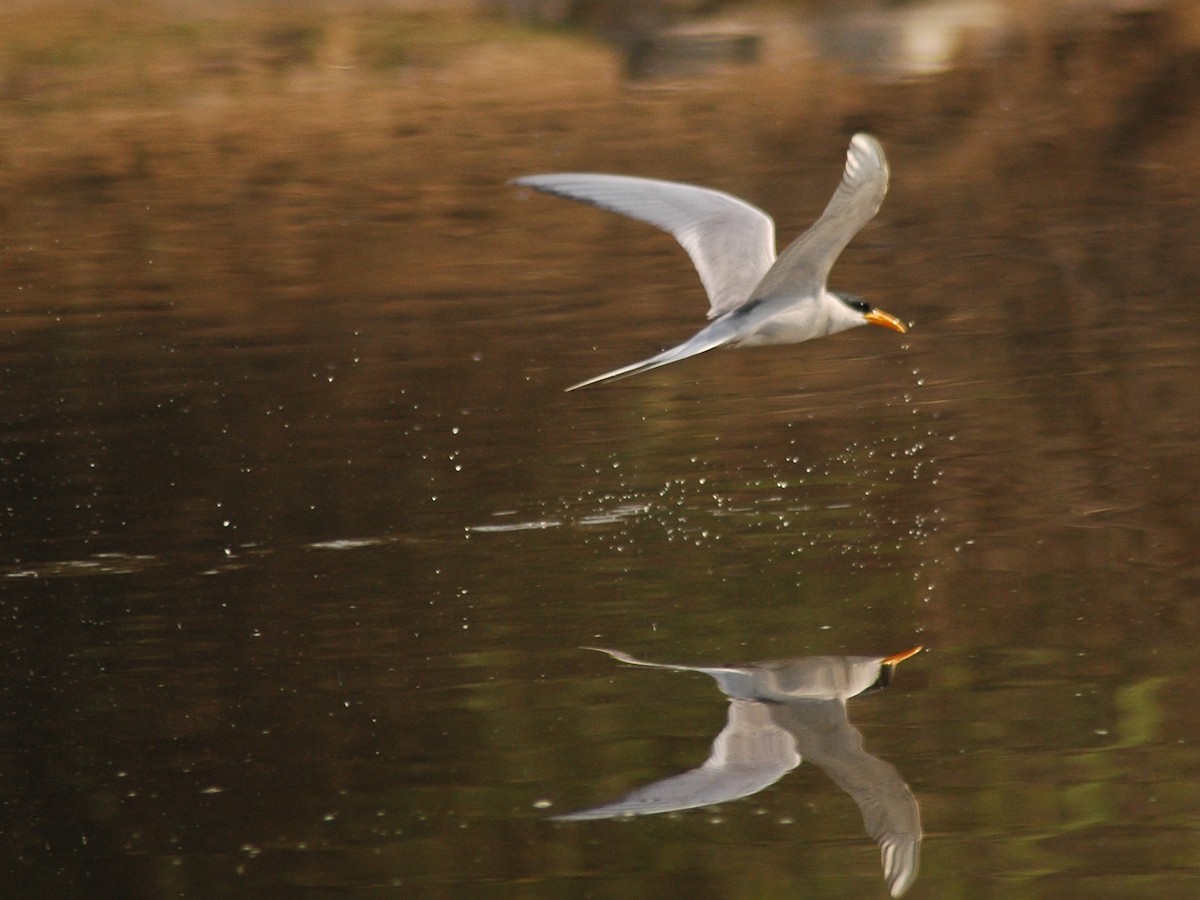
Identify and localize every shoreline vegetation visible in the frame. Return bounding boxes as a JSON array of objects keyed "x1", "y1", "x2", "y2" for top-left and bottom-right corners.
[{"x1": 1, "y1": 0, "x2": 1199, "y2": 318}]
